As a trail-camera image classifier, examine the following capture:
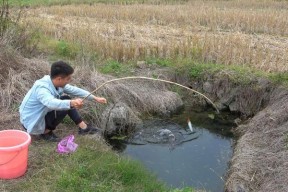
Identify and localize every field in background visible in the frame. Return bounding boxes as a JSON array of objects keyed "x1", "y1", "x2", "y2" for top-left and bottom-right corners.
[{"x1": 21, "y1": 0, "x2": 288, "y2": 73}]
